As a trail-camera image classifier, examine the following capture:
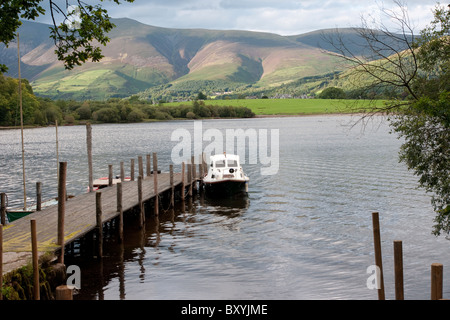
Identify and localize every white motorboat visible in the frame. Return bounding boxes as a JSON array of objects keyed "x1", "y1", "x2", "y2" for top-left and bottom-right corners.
[{"x1": 203, "y1": 153, "x2": 249, "y2": 197}]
